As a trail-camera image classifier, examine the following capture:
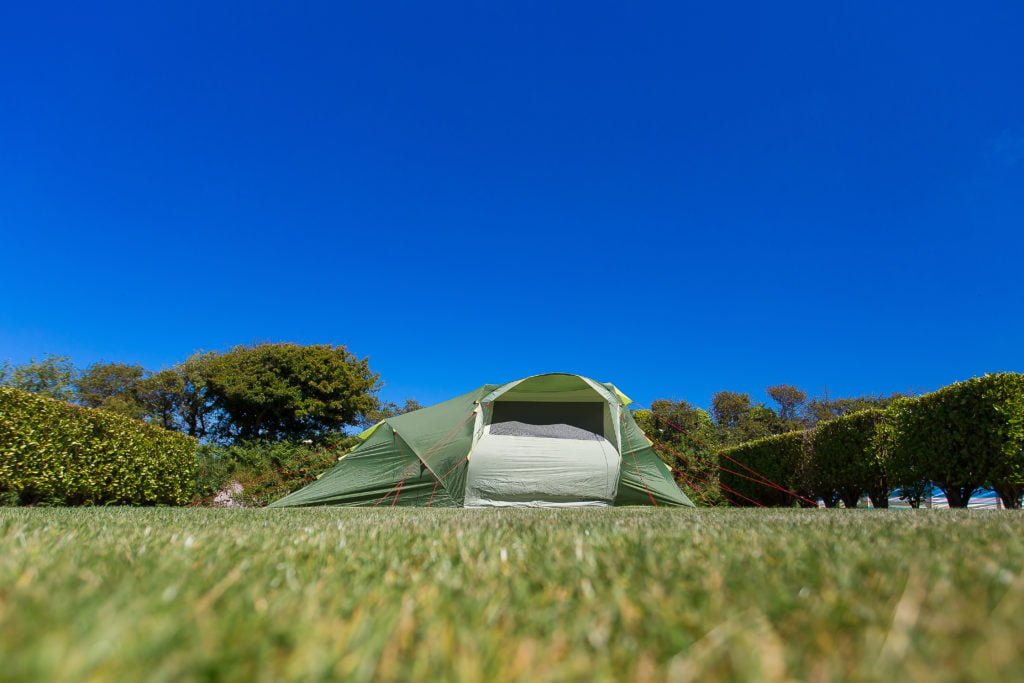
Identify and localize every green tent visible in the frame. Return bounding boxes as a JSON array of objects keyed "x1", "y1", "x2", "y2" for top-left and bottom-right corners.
[{"x1": 270, "y1": 373, "x2": 694, "y2": 508}]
